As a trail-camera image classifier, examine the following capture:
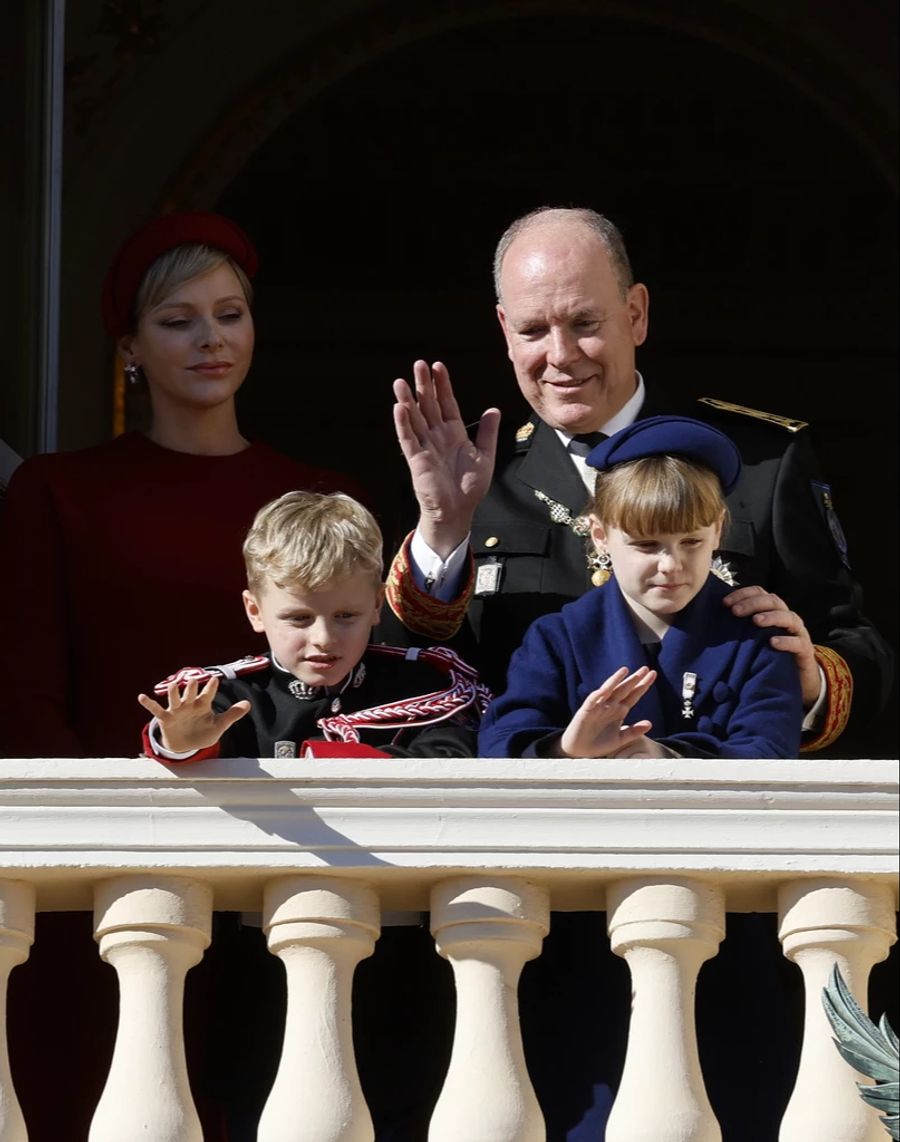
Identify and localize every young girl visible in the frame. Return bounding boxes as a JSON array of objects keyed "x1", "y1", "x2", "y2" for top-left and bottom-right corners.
[{"x1": 479, "y1": 415, "x2": 803, "y2": 759}]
